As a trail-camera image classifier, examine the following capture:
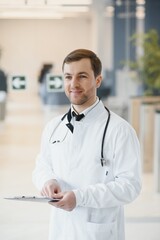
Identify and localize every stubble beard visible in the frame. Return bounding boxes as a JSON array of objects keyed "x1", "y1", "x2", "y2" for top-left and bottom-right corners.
[{"x1": 68, "y1": 94, "x2": 89, "y2": 106}]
